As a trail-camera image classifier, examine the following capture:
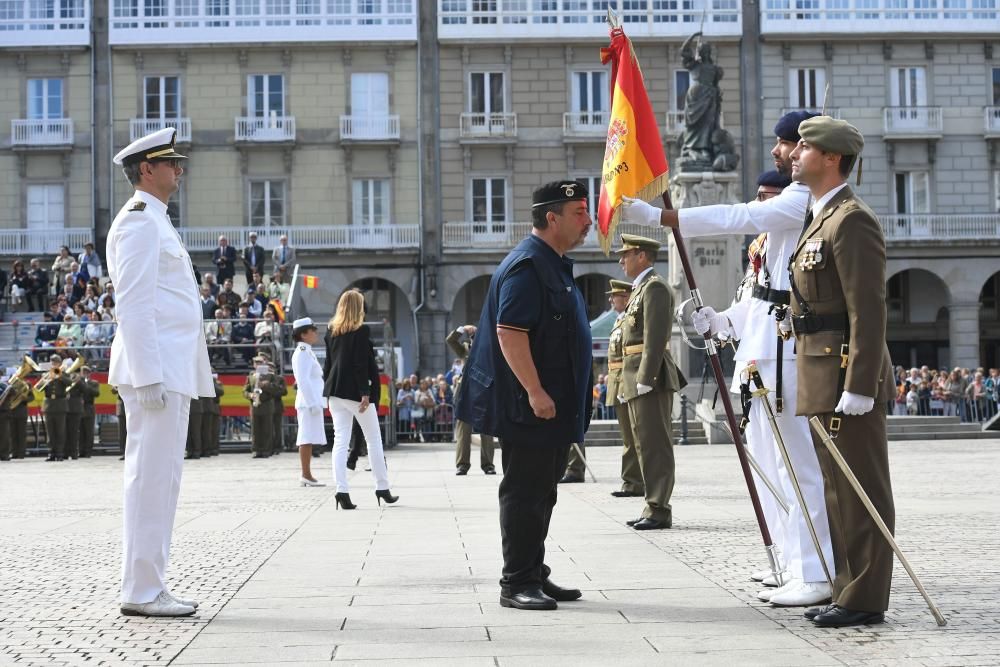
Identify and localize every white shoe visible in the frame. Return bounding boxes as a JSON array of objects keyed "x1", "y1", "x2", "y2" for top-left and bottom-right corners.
[
  {"x1": 300, "y1": 477, "x2": 326, "y2": 487},
  {"x1": 750, "y1": 569, "x2": 771, "y2": 582},
  {"x1": 769, "y1": 581, "x2": 833, "y2": 607},
  {"x1": 760, "y1": 572, "x2": 788, "y2": 587},
  {"x1": 757, "y1": 577, "x2": 801, "y2": 602},
  {"x1": 165, "y1": 590, "x2": 199, "y2": 609},
  {"x1": 121, "y1": 591, "x2": 196, "y2": 617}
]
